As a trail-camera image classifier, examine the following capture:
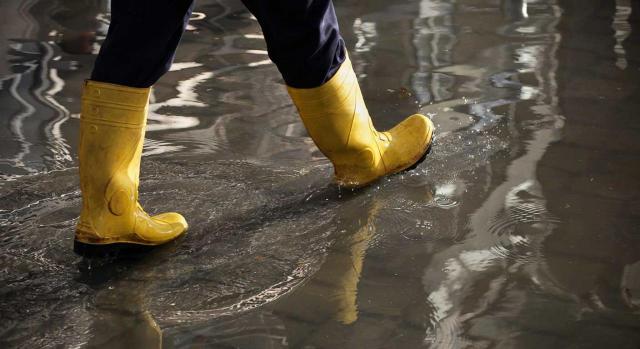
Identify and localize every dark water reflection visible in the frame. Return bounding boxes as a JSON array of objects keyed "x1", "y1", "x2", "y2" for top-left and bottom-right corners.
[{"x1": 2, "y1": 0, "x2": 640, "y2": 348}]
